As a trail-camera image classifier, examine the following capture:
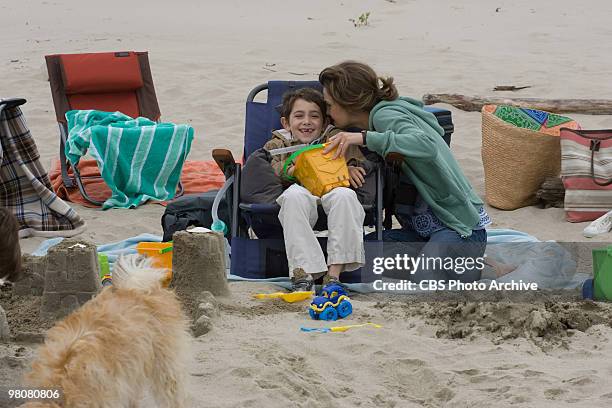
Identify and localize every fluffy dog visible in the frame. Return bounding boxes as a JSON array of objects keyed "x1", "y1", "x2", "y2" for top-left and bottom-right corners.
[{"x1": 20, "y1": 255, "x2": 192, "y2": 408}]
